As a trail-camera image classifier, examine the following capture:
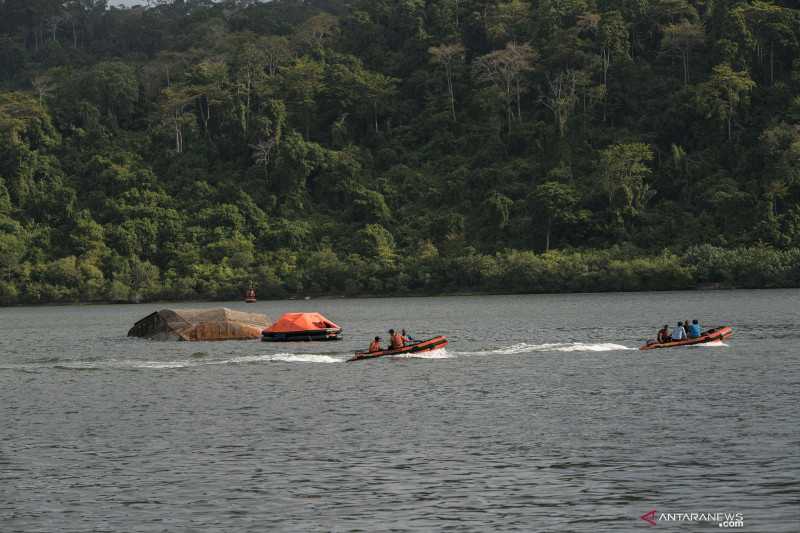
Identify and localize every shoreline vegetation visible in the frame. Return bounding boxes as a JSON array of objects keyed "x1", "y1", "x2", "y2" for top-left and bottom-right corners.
[
  {"x1": 3, "y1": 245, "x2": 798, "y2": 306},
  {"x1": 1, "y1": 2, "x2": 799, "y2": 307}
]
